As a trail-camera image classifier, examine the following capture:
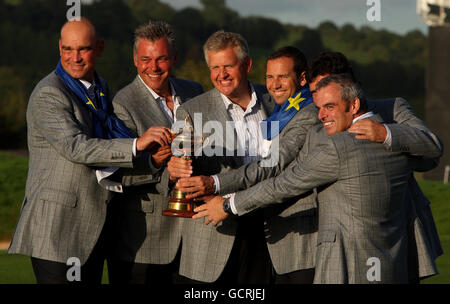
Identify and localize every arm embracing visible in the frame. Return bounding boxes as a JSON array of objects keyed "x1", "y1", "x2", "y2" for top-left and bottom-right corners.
[{"x1": 217, "y1": 104, "x2": 320, "y2": 194}]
